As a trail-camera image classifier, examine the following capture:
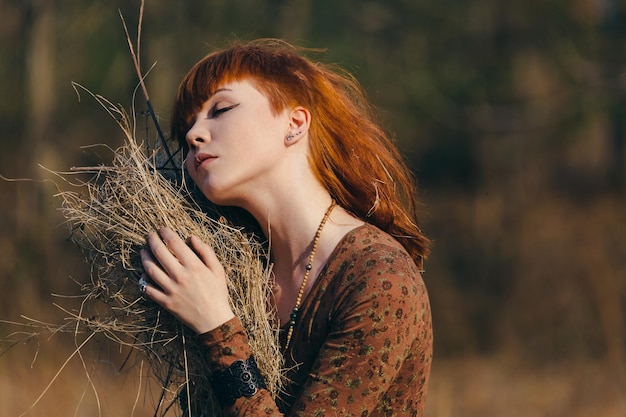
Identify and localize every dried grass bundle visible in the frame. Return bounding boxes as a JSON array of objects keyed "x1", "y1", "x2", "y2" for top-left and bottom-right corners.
[{"x1": 53, "y1": 91, "x2": 282, "y2": 416}]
